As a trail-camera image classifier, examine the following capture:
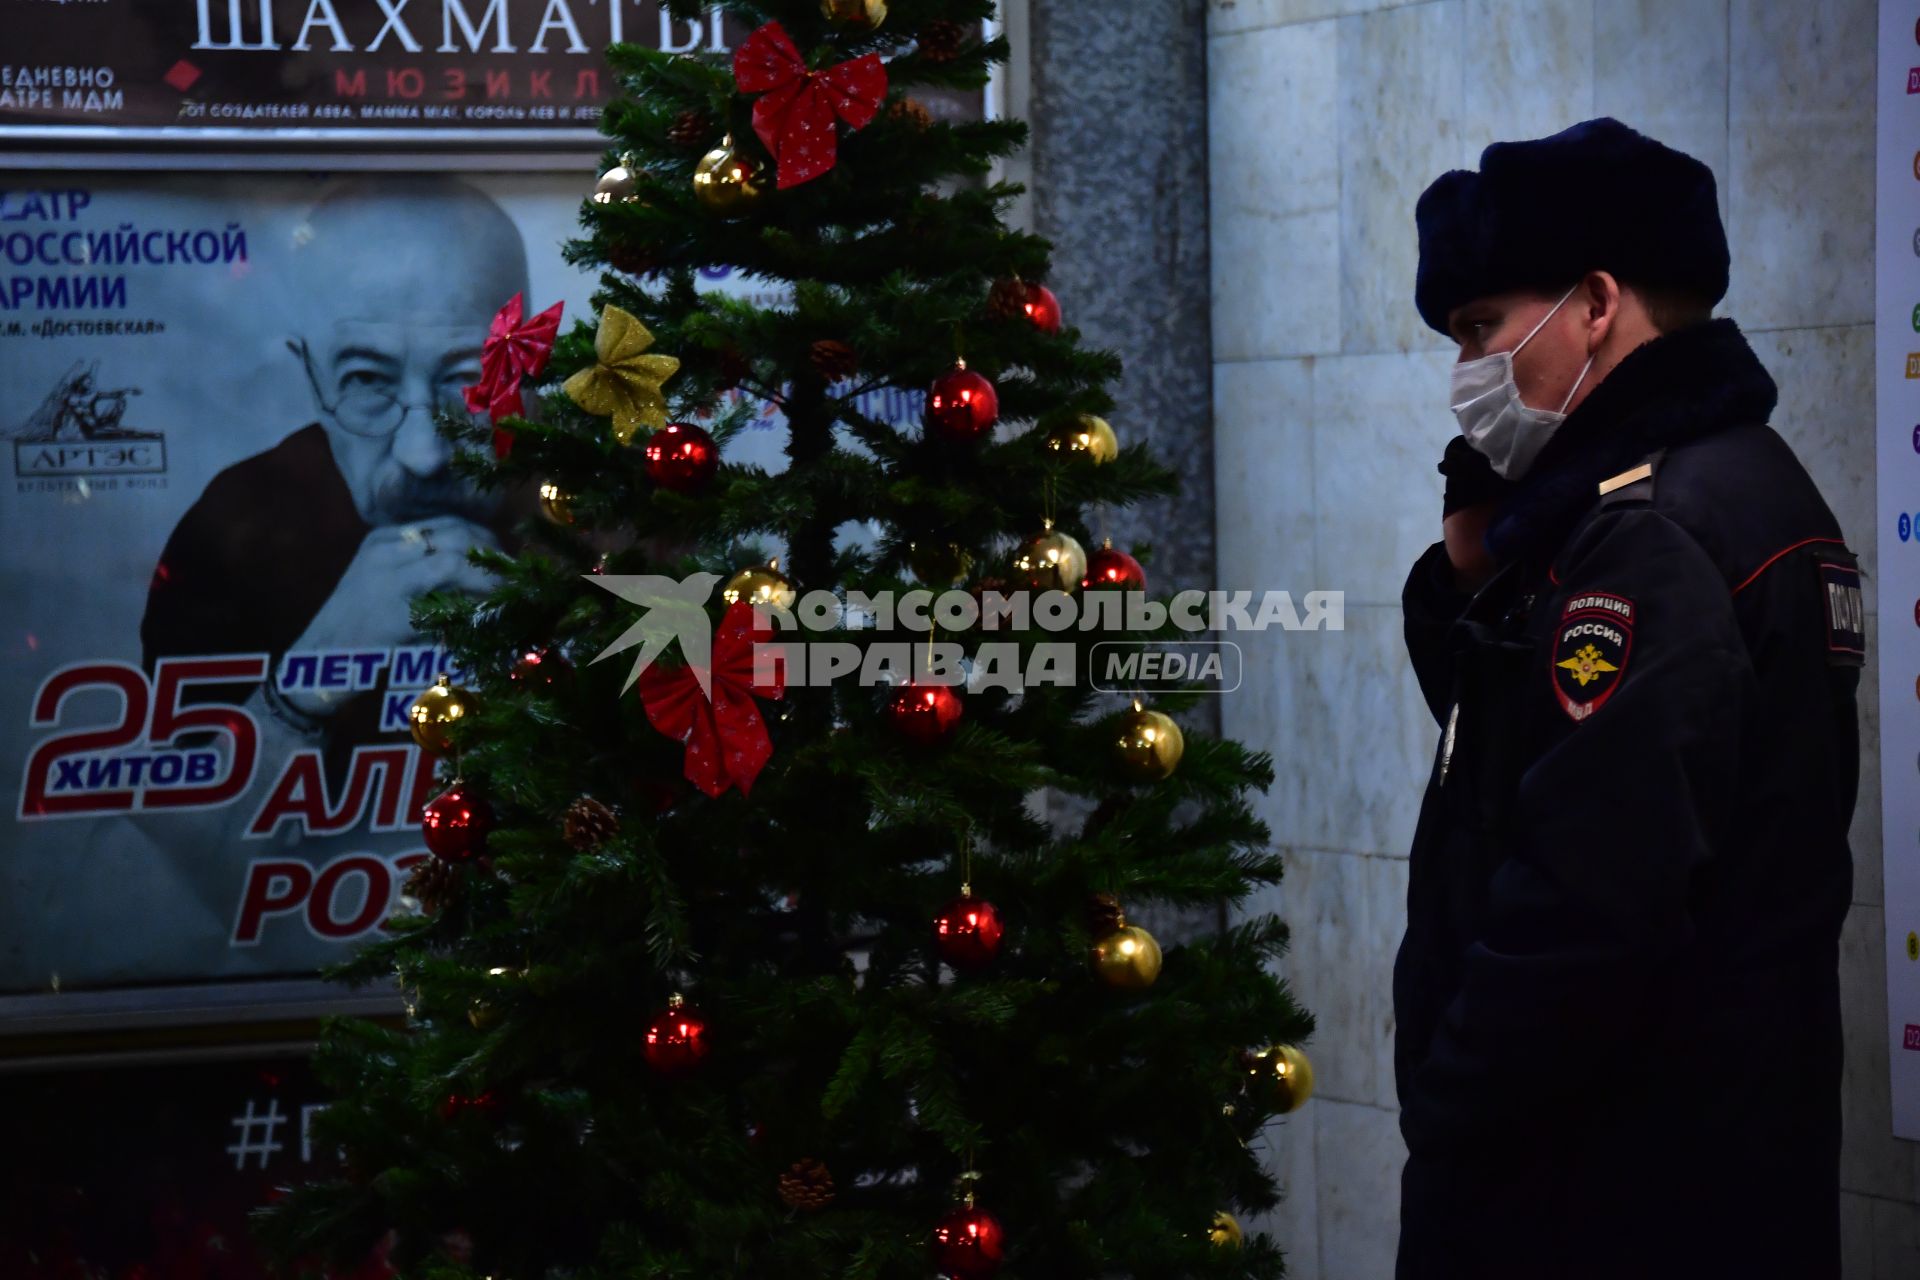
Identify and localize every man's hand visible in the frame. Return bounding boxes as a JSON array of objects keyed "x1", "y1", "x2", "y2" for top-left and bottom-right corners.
[
  {"x1": 1437, "y1": 436, "x2": 1510, "y2": 592},
  {"x1": 281, "y1": 516, "x2": 500, "y2": 718},
  {"x1": 1443, "y1": 503, "x2": 1498, "y2": 591}
]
